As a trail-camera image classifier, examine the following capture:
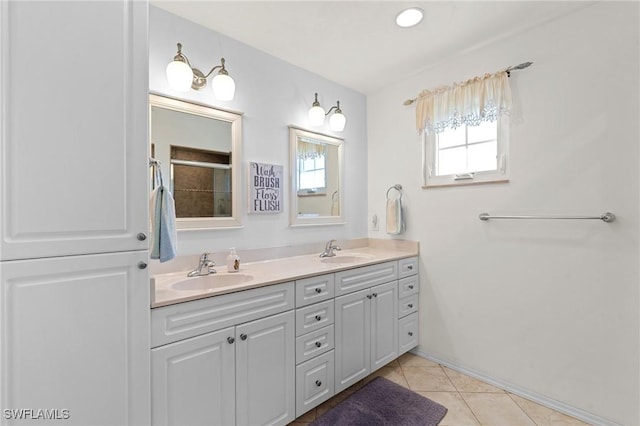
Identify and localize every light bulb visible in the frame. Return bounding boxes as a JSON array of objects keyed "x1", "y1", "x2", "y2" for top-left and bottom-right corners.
[
  {"x1": 396, "y1": 7, "x2": 424, "y2": 28},
  {"x1": 212, "y1": 73, "x2": 235, "y2": 101},
  {"x1": 166, "y1": 60, "x2": 193, "y2": 92},
  {"x1": 308, "y1": 105, "x2": 325, "y2": 126},
  {"x1": 329, "y1": 112, "x2": 346, "y2": 131}
]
